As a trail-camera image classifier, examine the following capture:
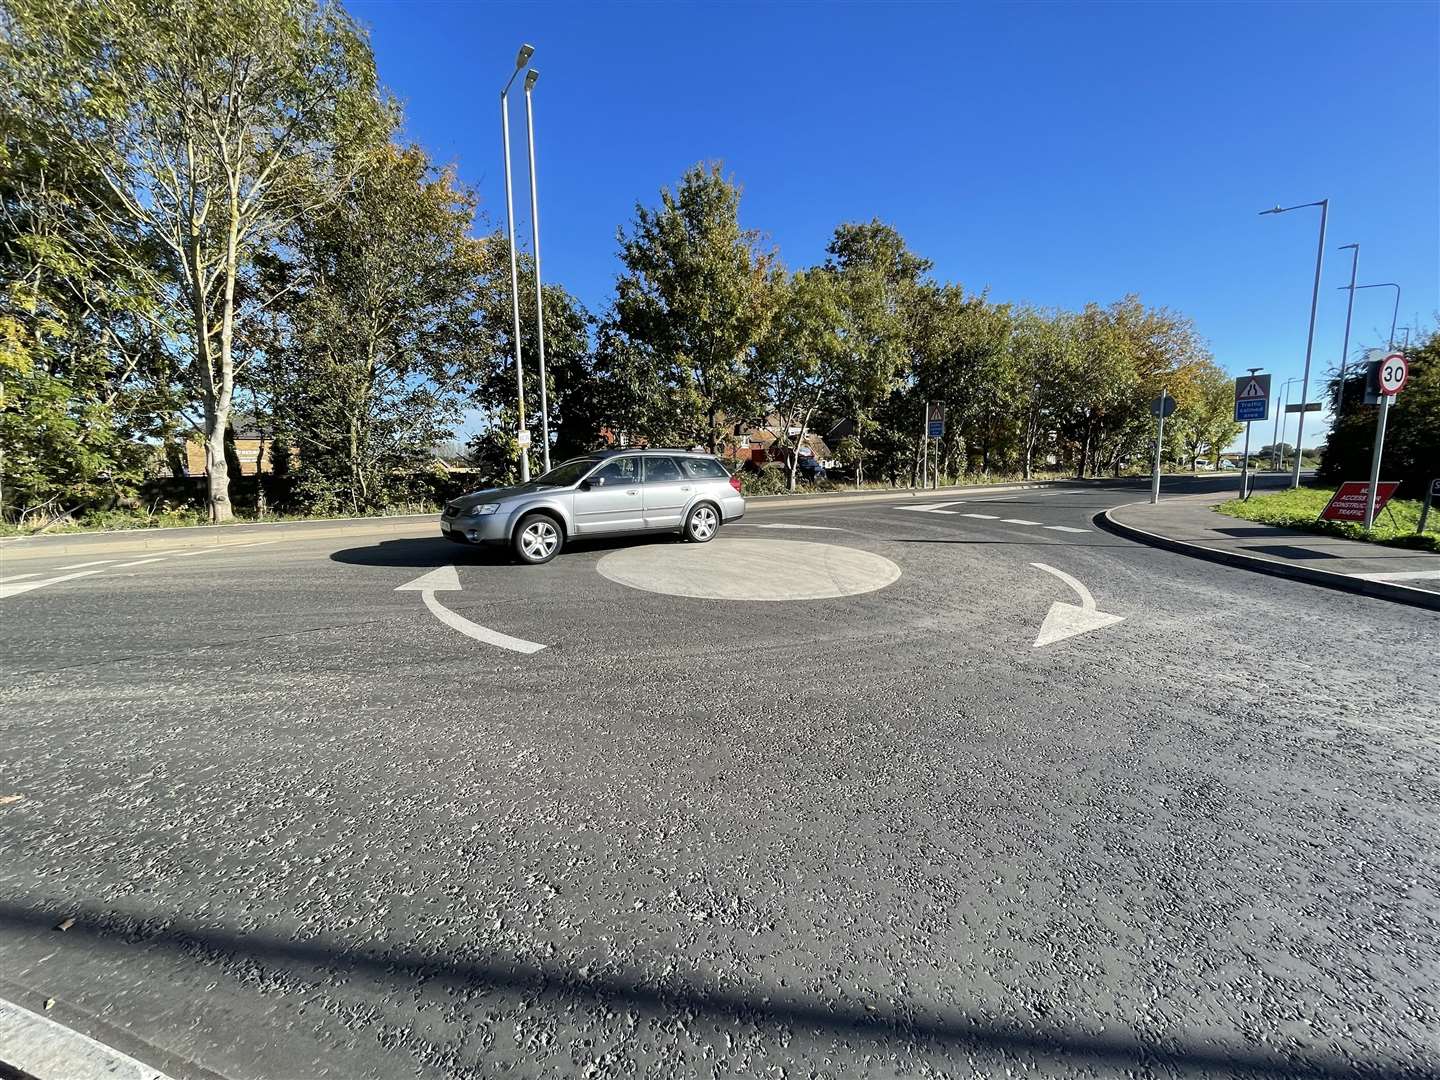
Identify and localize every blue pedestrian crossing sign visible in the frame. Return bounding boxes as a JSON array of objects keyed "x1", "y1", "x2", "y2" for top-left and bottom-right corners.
[{"x1": 1233, "y1": 373, "x2": 1271, "y2": 422}]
